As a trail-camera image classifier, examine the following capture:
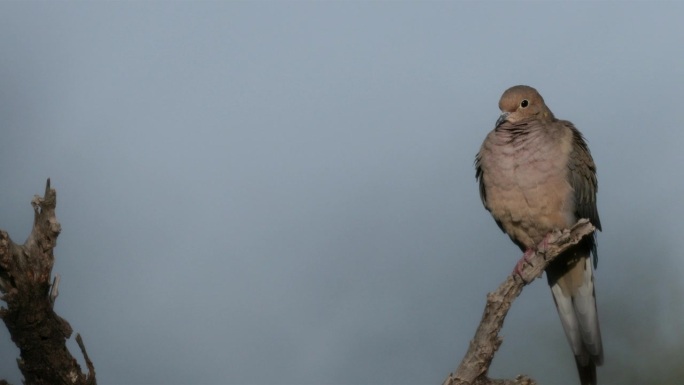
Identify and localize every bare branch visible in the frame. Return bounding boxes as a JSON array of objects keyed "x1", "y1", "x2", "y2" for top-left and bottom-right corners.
[
  {"x1": 443, "y1": 219, "x2": 596, "y2": 385},
  {"x1": 0, "y1": 179, "x2": 96, "y2": 385}
]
